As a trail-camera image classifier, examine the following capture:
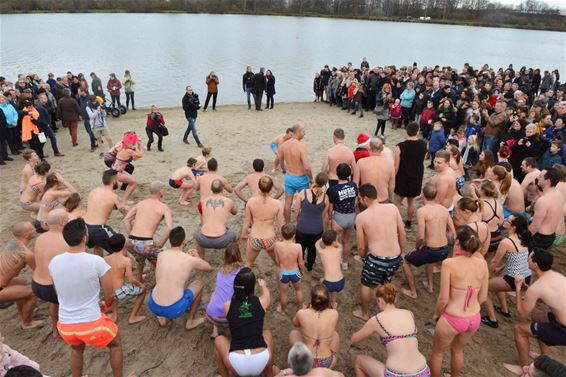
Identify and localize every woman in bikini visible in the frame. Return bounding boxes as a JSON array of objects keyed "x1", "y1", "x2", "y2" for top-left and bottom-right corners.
[
  {"x1": 352, "y1": 283, "x2": 429, "y2": 377},
  {"x1": 111, "y1": 132, "x2": 144, "y2": 203},
  {"x1": 430, "y1": 225, "x2": 489, "y2": 377},
  {"x1": 481, "y1": 215, "x2": 531, "y2": 329},
  {"x1": 62, "y1": 193, "x2": 83, "y2": 220},
  {"x1": 19, "y1": 160, "x2": 50, "y2": 214},
  {"x1": 470, "y1": 179, "x2": 504, "y2": 254},
  {"x1": 240, "y1": 176, "x2": 284, "y2": 268},
  {"x1": 490, "y1": 164, "x2": 525, "y2": 218},
  {"x1": 35, "y1": 173, "x2": 76, "y2": 232},
  {"x1": 455, "y1": 197, "x2": 490, "y2": 255},
  {"x1": 19, "y1": 150, "x2": 40, "y2": 194},
  {"x1": 289, "y1": 285, "x2": 340, "y2": 370},
  {"x1": 448, "y1": 145, "x2": 465, "y2": 193}
]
